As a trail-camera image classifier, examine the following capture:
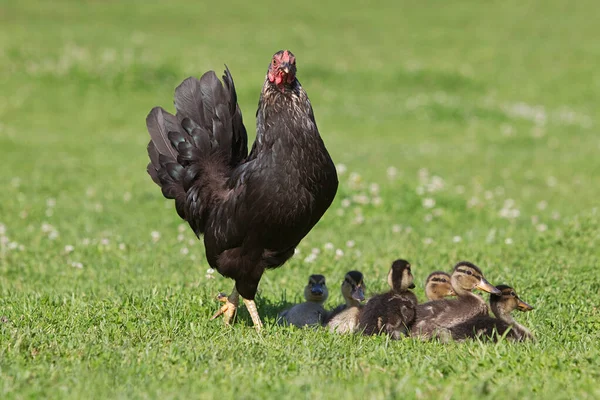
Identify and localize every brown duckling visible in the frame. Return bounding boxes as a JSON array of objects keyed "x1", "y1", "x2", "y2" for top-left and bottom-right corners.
[
  {"x1": 277, "y1": 274, "x2": 329, "y2": 327},
  {"x1": 358, "y1": 259, "x2": 417, "y2": 339},
  {"x1": 411, "y1": 261, "x2": 501, "y2": 340},
  {"x1": 424, "y1": 271, "x2": 456, "y2": 301},
  {"x1": 449, "y1": 284, "x2": 535, "y2": 341},
  {"x1": 325, "y1": 271, "x2": 366, "y2": 334}
]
